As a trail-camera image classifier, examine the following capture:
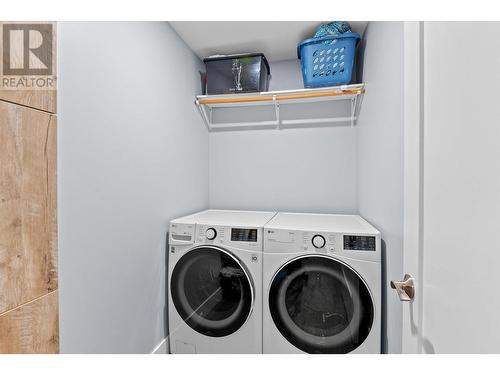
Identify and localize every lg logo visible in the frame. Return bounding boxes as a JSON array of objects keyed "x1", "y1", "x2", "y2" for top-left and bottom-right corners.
[{"x1": 2, "y1": 23, "x2": 53, "y2": 76}]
